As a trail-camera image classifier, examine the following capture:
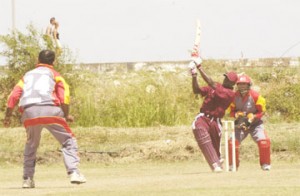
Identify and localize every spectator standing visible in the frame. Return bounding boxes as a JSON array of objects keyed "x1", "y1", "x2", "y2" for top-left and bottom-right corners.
[
  {"x1": 53, "y1": 21, "x2": 62, "y2": 53},
  {"x1": 45, "y1": 17, "x2": 56, "y2": 37}
]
